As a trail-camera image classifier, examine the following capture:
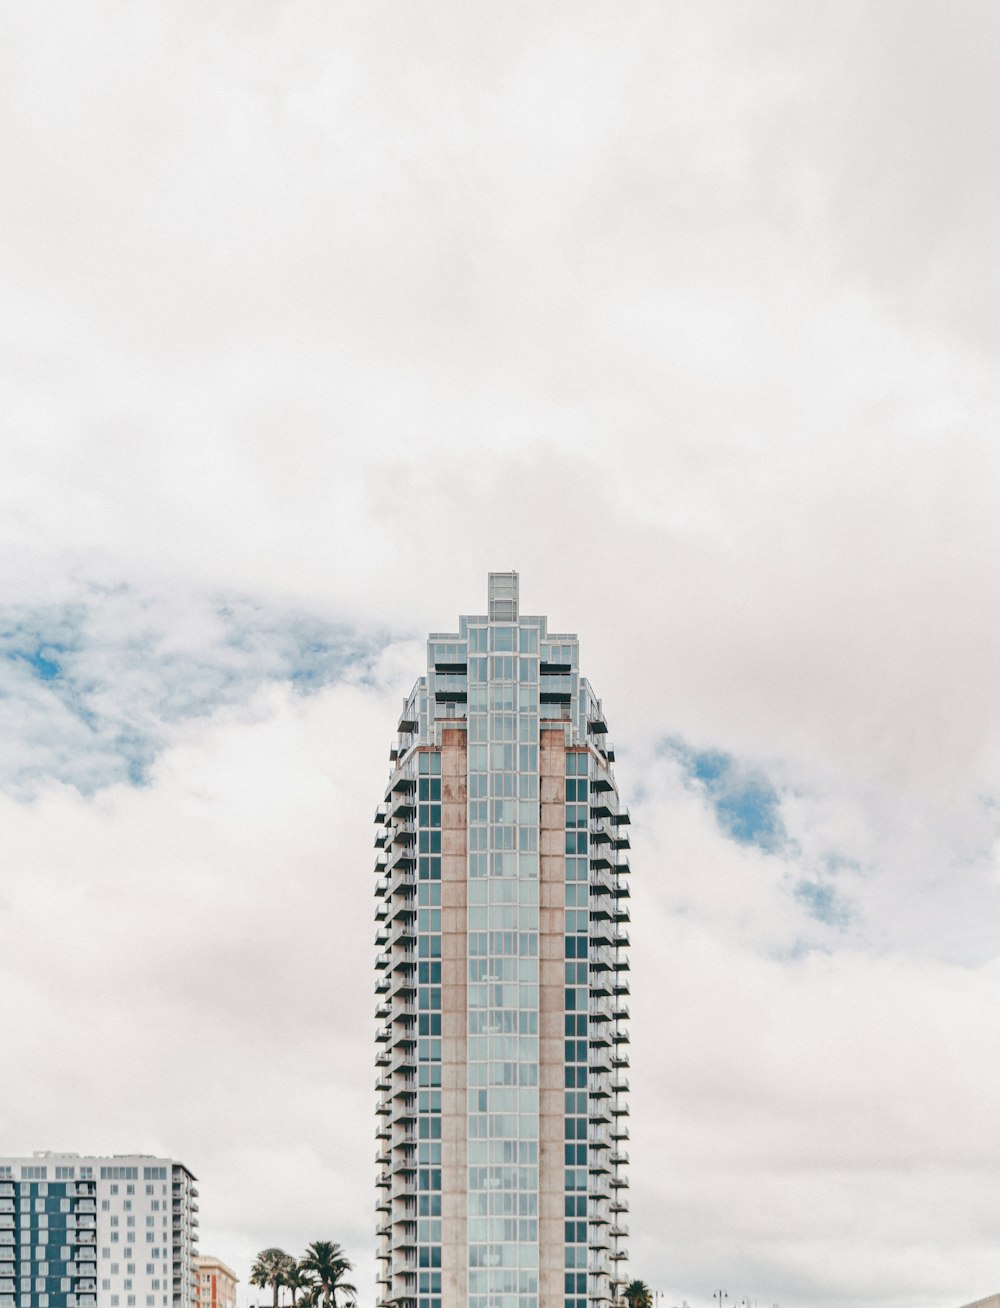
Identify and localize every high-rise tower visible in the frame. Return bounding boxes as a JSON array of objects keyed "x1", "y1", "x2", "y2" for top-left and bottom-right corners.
[{"x1": 374, "y1": 573, "x2": 630, "y2": 1308}]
